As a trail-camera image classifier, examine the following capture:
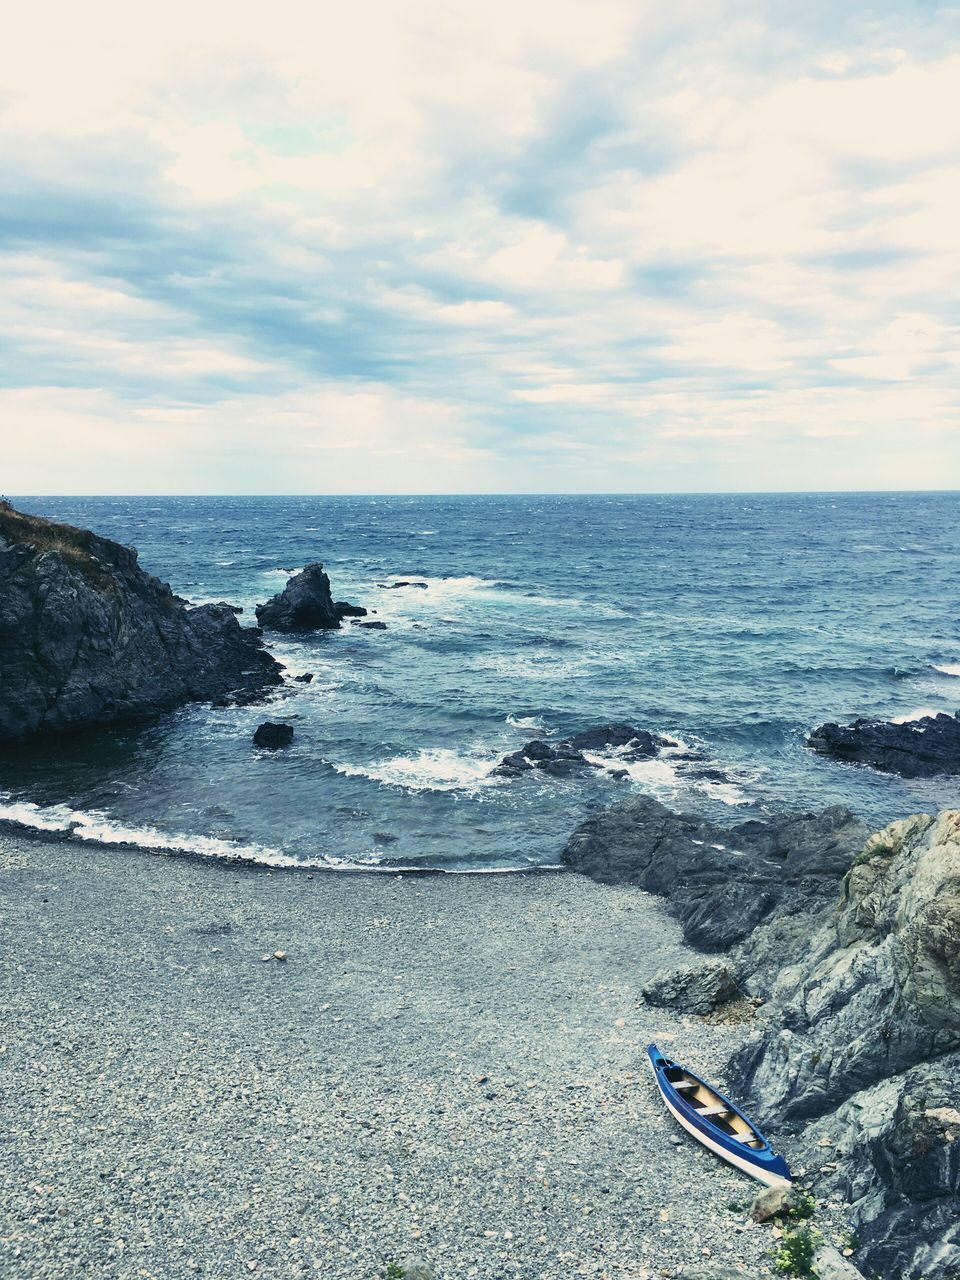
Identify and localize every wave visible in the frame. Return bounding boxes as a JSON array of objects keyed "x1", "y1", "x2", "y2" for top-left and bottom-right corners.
[
  {"x1": 330, "y1": 746, "x2": 499, "y2": 794},
  {"x1": 583, "y1": 738, "x2": 753, "y2": 807},
  {"x1": 934, "y1": 663, "x2": 960, "y2": 677},
  {"x1": 890, "y1": 707, "x2": 944, "y2": 724},
  {"x1": 505, "y1": 713, "x2": 552, "y2": 733}
]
